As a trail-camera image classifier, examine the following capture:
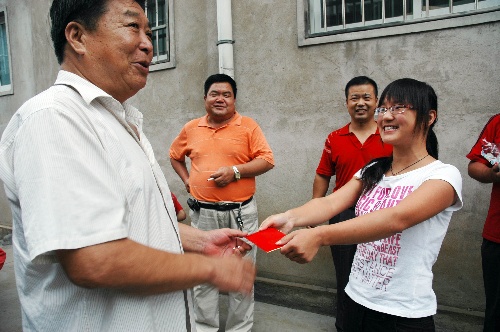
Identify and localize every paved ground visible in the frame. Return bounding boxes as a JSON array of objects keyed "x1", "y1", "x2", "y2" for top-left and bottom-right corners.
[
  {"x1": 0, "y1": 244, "x2": 484, "y2": 331},
  {"x1": 0, "y1": 244, "x2": 335, "y2": 332}
]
